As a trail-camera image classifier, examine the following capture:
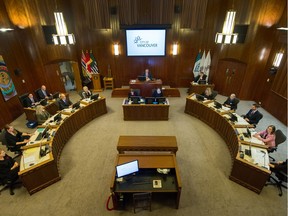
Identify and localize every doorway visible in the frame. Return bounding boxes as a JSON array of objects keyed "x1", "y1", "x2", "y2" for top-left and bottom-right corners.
[{"x1": 59, "y1": 61, "x2": 76, "y2": 92}]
